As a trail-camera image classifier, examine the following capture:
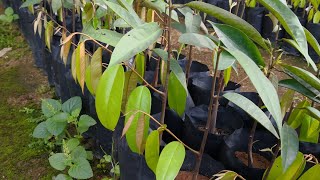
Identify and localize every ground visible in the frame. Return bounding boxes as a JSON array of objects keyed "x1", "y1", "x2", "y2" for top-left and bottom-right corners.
[{"x1": 0, "y1": 11, "x2": 57, "y2": 179}]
